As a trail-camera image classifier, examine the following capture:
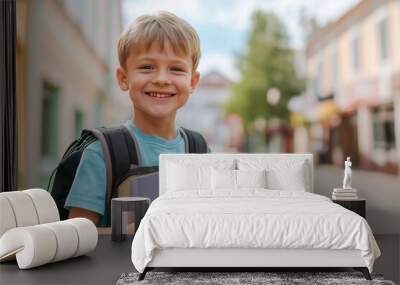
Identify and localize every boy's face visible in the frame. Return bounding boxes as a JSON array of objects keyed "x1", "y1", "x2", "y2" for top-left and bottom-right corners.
[{"x1": 116, "y1": 42, "x2": 200, "y2": 121}]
